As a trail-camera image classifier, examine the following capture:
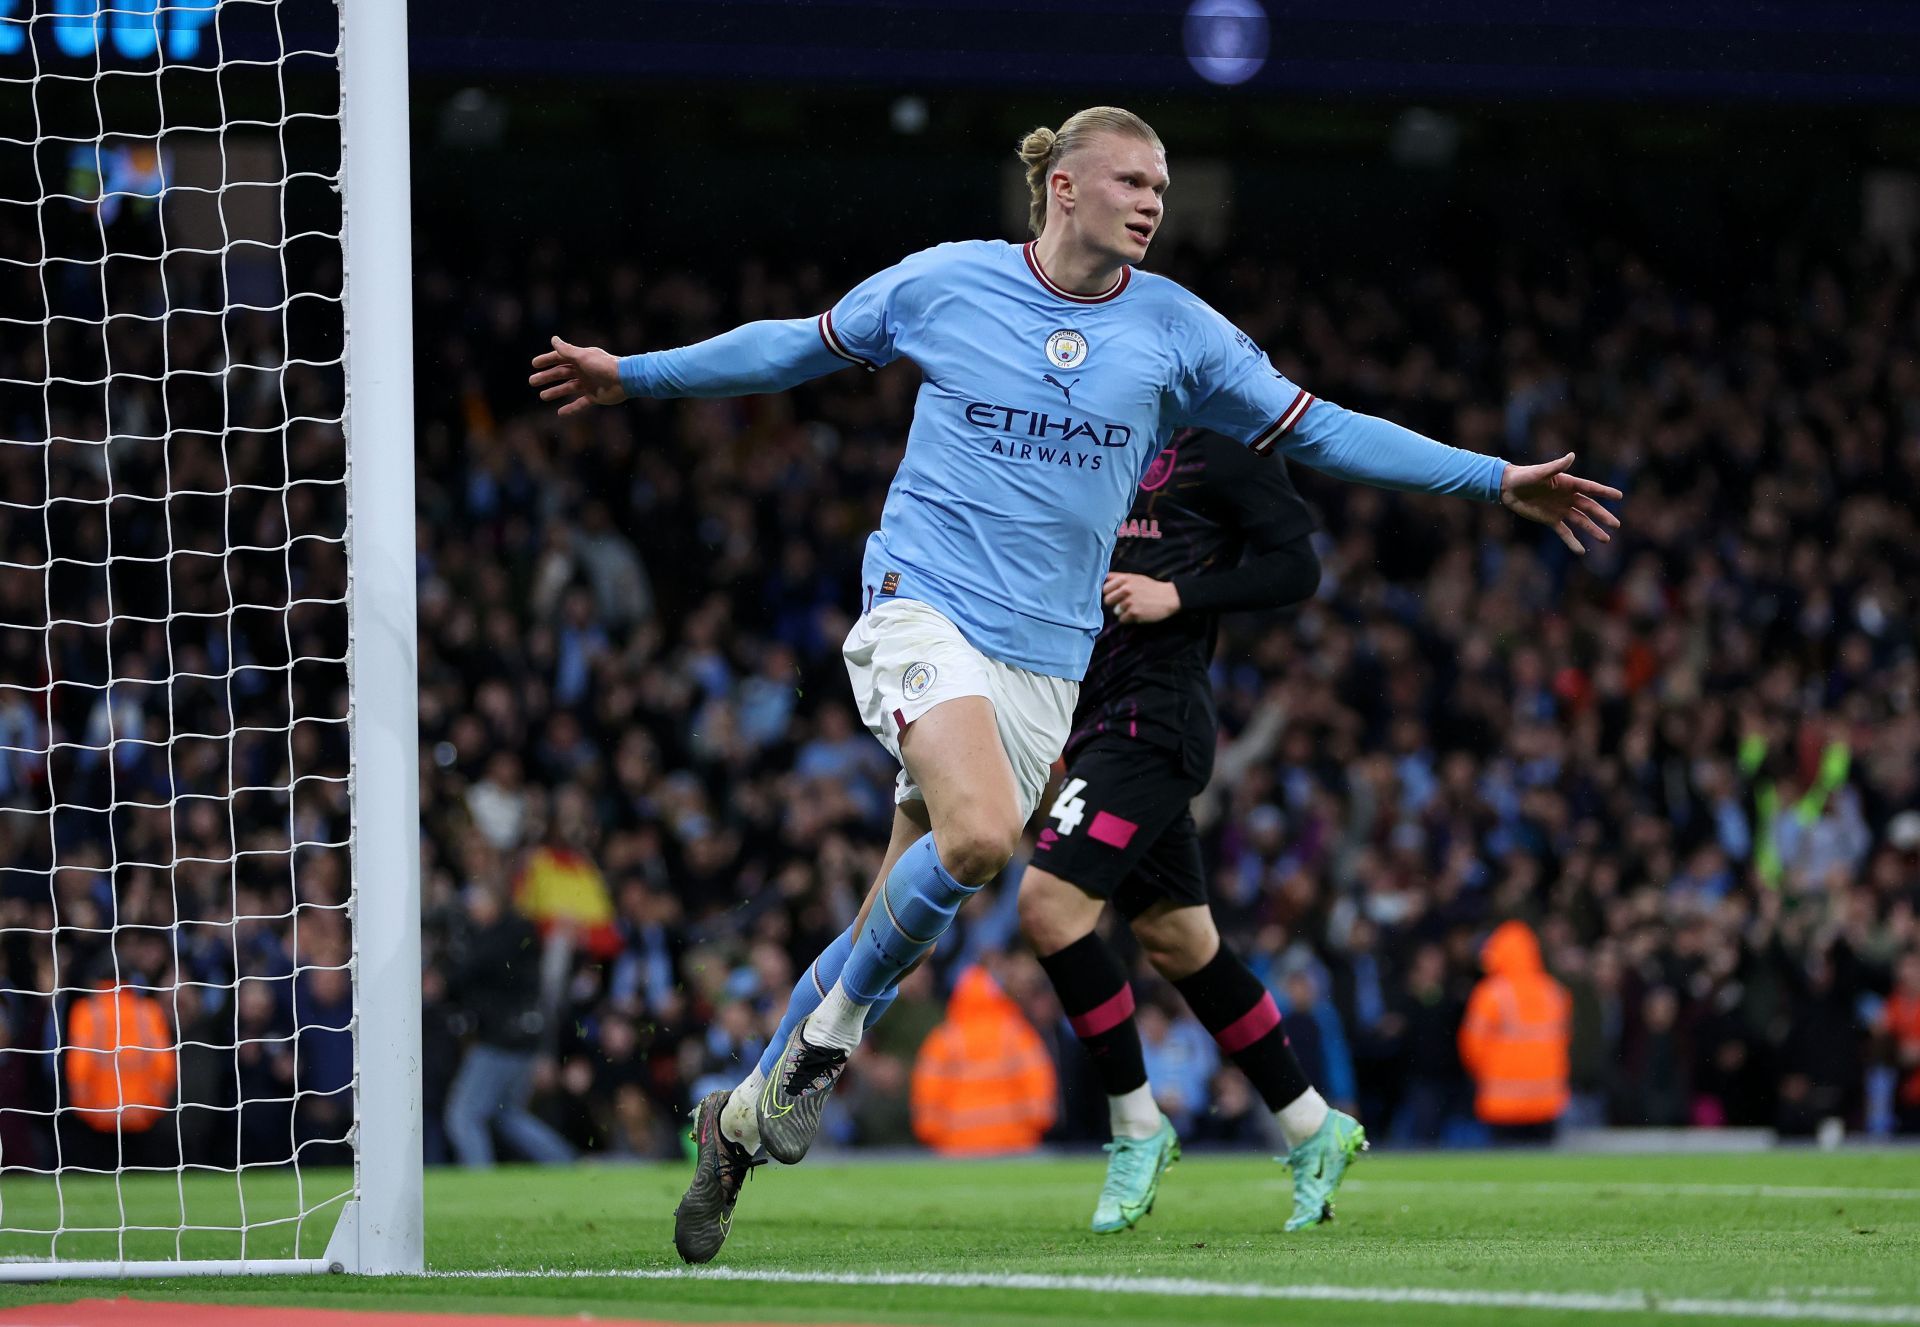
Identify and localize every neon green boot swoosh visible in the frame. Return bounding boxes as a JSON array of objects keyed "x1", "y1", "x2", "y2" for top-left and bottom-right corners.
[
  {"x1": 1091, "y1": 1115, "x2": 1180, "y2": 1234},
  {"x1": 1280, "y1": 1109, "x2": 1367, "y2": 1231}
]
